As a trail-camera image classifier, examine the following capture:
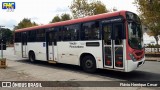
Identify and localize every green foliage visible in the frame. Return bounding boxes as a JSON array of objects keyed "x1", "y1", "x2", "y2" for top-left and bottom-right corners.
[
  {"x1": 50, "y1": 13, "x2": 71, "y2": 23},
  {"x1": 61, "y1": 13, "x2": 72, "y2": 21},
  {"x1": 134, "y1": 0, "x2": 160, "y2": 45},
  {"x1": 70, "y1": 0, "x2": 108, "y2": 19},
  {"x1": 146, "y1": 44, "x2": 160, "y2": 48},
  {"x1": 14, "y1": 18, "x2": 38, "y2": 30},
  {"x1": 0, "y1": 28, "x2": 13, "y2": 44},
  {"x1": 50, "y1": 15, "x2": 61, "y2": 23},
  {"x1": 89, "y1": 1, "x2": 108, "y2": 15}
]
